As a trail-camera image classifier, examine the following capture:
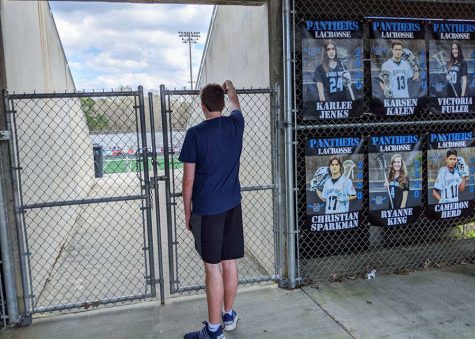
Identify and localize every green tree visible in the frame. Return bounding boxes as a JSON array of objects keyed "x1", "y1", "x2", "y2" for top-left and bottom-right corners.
[{"x1": 81, "y1": 97, "x2": 108, "y2": 131}]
